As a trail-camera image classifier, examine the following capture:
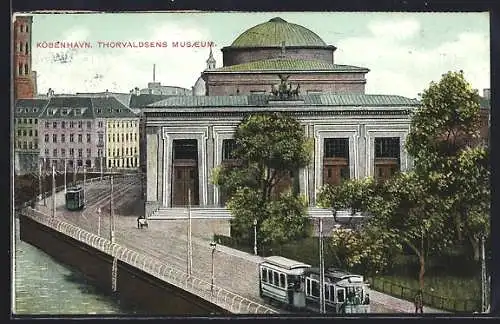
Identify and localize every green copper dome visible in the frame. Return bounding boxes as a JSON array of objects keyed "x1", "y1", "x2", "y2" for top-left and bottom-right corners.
[{"x1": 230, "y1": 17, "x2": 327, "y2": 47}]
